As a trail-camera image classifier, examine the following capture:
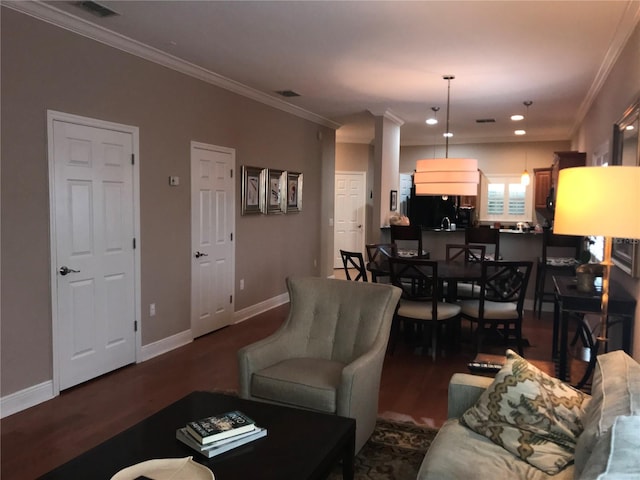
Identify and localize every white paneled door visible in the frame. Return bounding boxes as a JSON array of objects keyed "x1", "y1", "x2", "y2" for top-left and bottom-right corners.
[
  {"x1": 49, "y1": 112, "x2": 139, "y2": 391},
  {"x1": 334, "y1": 172, "x2": 366, "y2": 268},
  {"x1": 190, "y1": 142, "x2": 235, "y2": 338}
]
